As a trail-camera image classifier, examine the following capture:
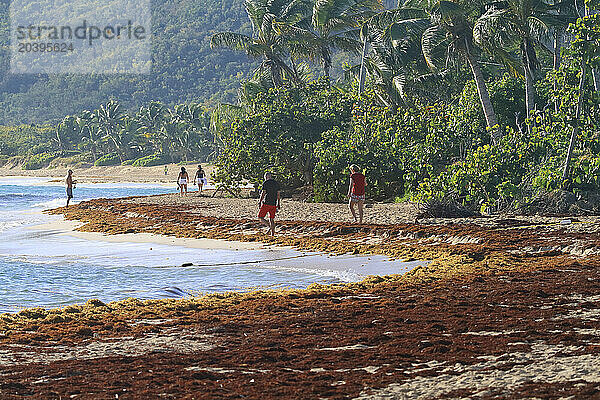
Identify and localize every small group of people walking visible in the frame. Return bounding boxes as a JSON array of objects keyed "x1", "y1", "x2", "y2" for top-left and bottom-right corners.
[
  {"x1": 65, "y1": 164, "x2": 367, "y2": 236},
  {"x1": 256, "y1": 164, "x2": 366, "y2": 236},
  {"x1": 176, "y1": 165, "x2": 207, "y2": 196}
]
